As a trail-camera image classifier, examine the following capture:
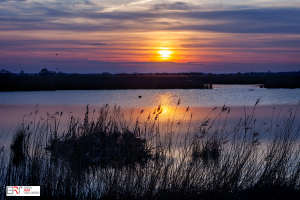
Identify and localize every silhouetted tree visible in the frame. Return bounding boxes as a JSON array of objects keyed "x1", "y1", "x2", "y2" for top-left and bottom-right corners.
[
  {"x1": 39, "y1": 68, "x2": 50, "y2": 75},
  {"x1": 39, "y1": 68, "x2": 56, "y2": 76},
  {"x1": 0, "y1": 69, "x2": 10, "y2": 74}
]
